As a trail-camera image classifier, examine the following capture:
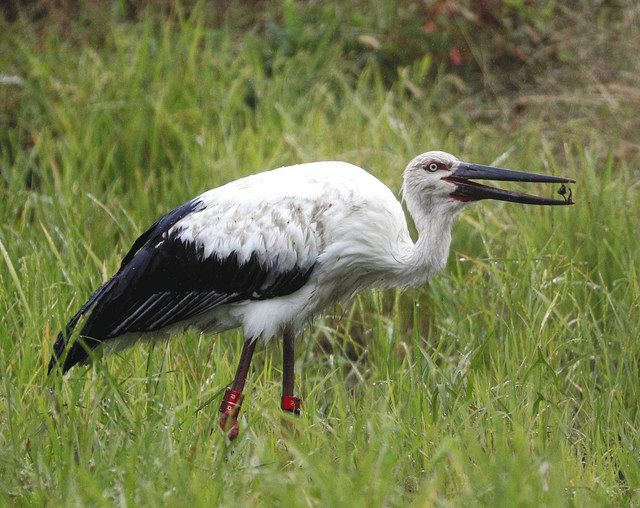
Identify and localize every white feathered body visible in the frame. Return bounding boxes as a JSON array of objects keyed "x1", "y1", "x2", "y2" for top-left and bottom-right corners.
[
  {"x1": 51, "y1": 158, "x2": 457, "y2": 368},
  {"x1": 166, "y1": 161, "x2": 452, "y2": 342},
  {"x1": 50, "y1": 150, "x2": 571, "y2": 374}
]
